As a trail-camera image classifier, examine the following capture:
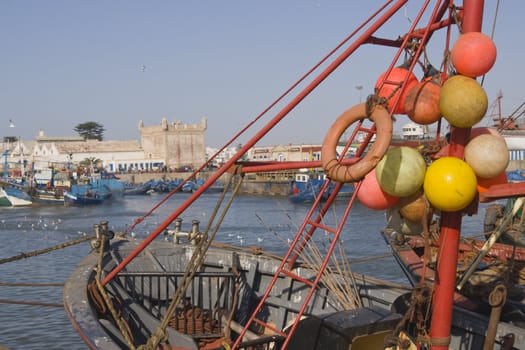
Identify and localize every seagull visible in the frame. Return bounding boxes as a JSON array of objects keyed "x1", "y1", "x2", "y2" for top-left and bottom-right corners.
[{"x1": 140, "y1": 65, "x2": 146, "y2": 72}]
